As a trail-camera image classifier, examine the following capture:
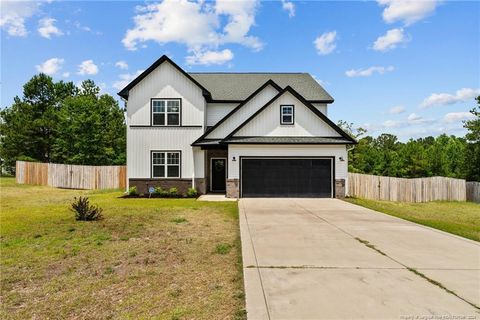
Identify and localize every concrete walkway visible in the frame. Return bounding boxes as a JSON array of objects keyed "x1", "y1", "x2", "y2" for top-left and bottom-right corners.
[
  {"x1": 197, "y1": 194, "x2": 237, "y2": 201},
  {"x1": 239, "y1": 198, "x2": 480, "y2": 319}
]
